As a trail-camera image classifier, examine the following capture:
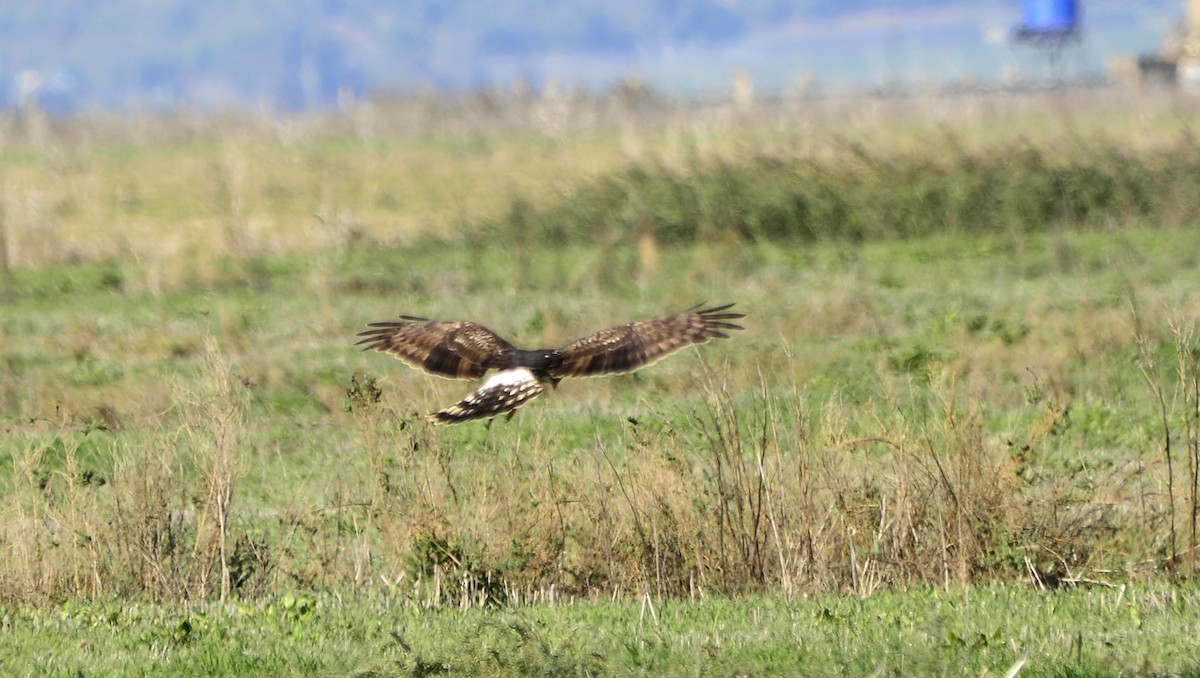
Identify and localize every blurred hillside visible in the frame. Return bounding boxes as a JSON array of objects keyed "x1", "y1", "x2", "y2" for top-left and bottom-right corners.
[{"x1": 0, "y1": 1, "x2": 1177, "y2": 112}]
